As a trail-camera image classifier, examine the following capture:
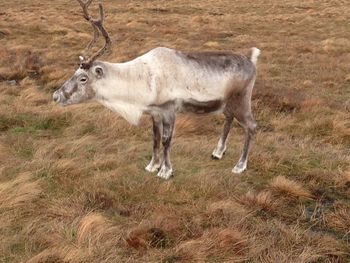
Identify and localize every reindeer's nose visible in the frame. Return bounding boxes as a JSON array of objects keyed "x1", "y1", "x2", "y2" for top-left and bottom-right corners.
[{"x1": 53, "y1": 91, "x2": 60, "y2": 103}]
